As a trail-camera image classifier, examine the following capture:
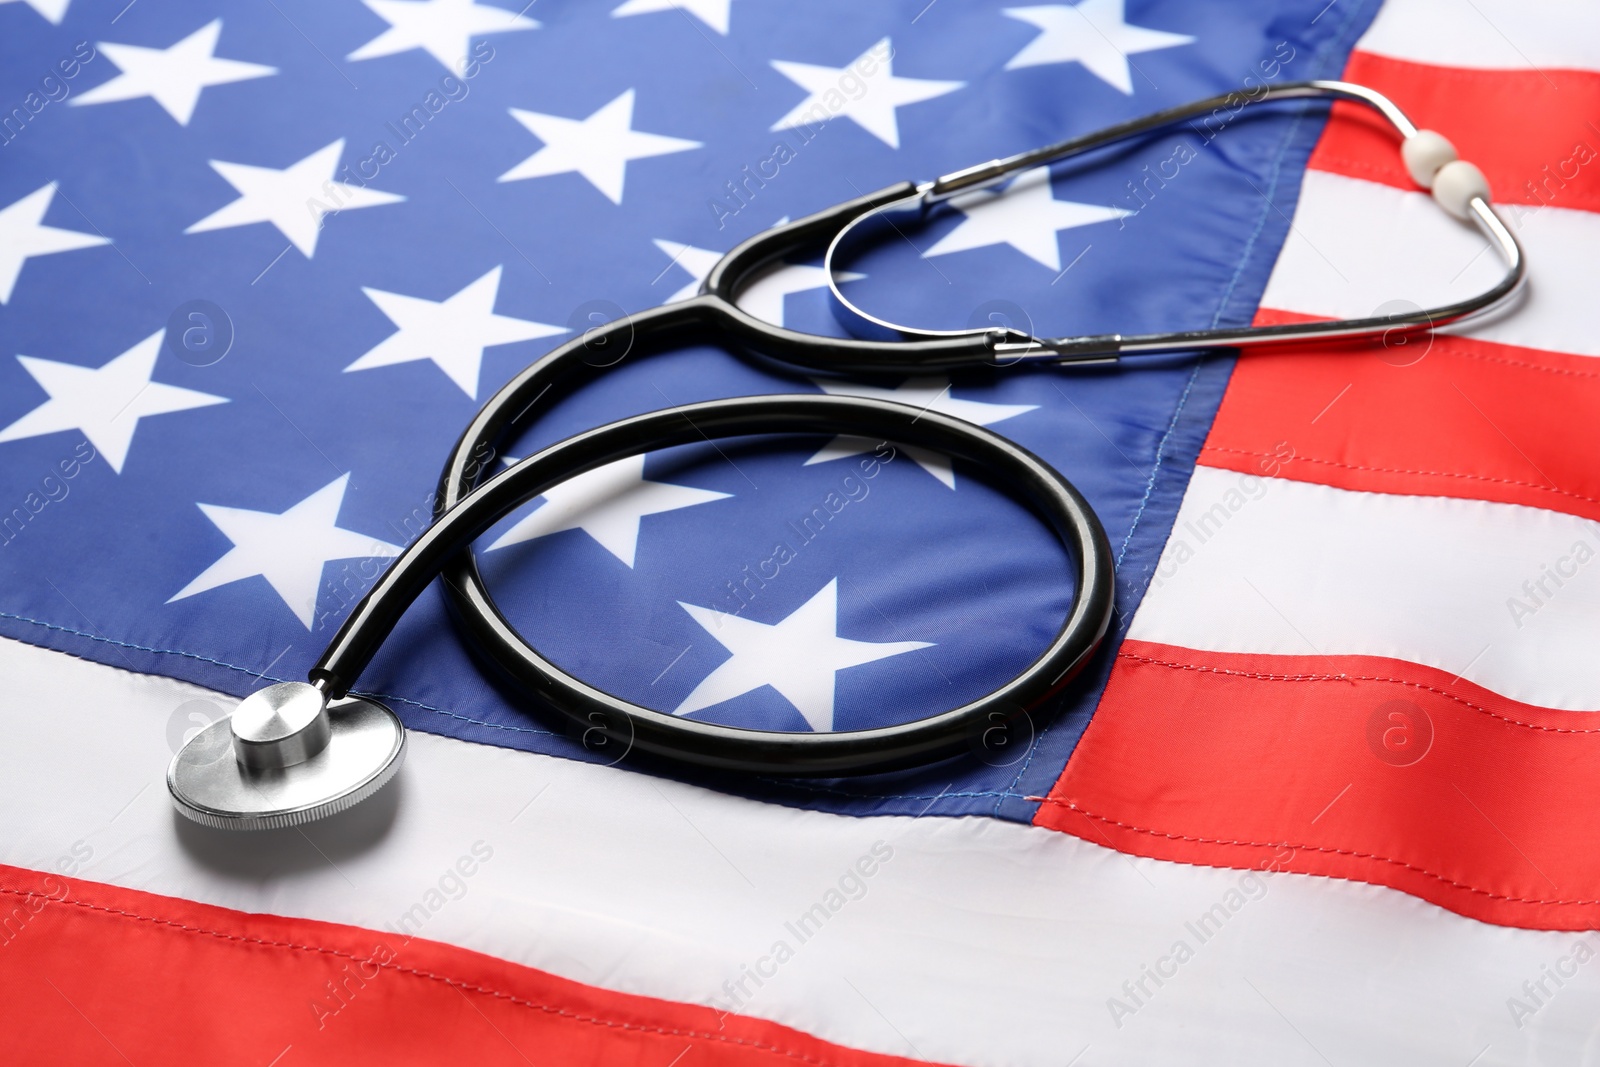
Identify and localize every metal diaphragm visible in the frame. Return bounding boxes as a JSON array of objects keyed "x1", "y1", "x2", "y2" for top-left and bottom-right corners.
[{"x1": 167, "y1": 693, "x2": 405, "y2": 831}]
